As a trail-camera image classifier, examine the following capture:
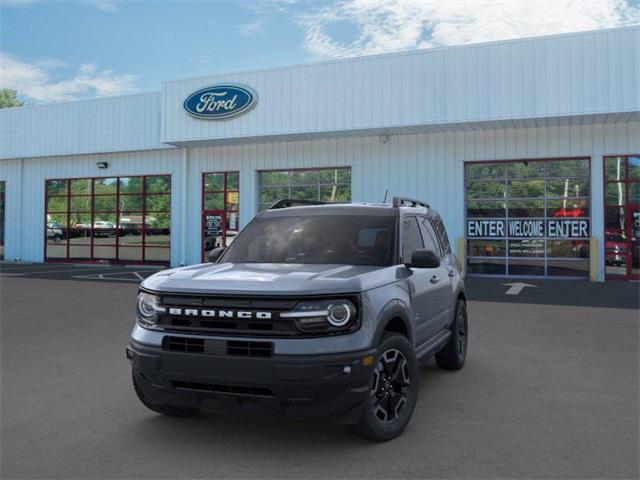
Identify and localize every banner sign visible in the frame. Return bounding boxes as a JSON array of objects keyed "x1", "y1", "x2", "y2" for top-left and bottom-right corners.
[{"x1": 467, "y1": 219, "x2": 589, "y2": 239}]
